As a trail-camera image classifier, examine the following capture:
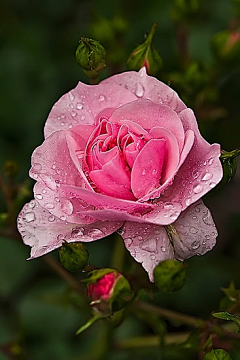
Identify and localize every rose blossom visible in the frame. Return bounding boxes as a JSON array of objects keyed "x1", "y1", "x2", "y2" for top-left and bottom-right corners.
[{"x1": 17, "y1": 67, "x2": 223, "y2": 280}]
